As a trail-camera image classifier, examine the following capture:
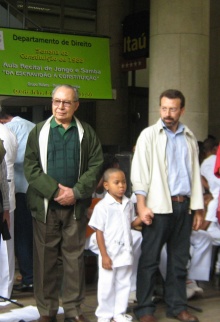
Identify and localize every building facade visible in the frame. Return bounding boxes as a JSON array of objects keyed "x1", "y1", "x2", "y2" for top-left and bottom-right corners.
[{"x1": 0, "y1": 0, "x2": 220, "y2": 152}]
